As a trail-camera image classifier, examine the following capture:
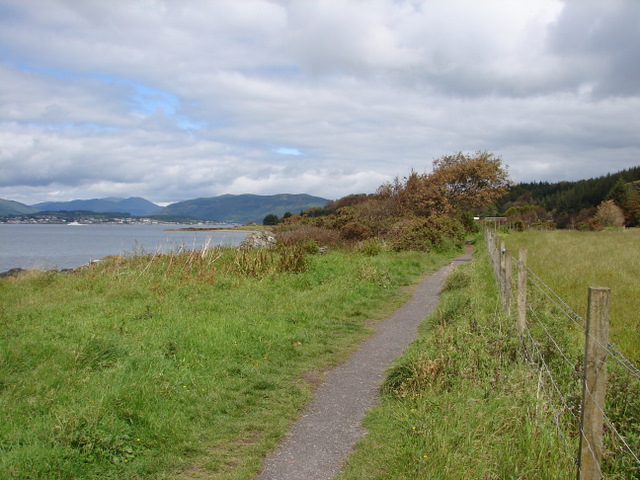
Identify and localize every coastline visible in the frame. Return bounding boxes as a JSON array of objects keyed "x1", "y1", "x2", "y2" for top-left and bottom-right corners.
[{"x1": 165, "y1": 226, "x2": 265, "y2": 232}]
